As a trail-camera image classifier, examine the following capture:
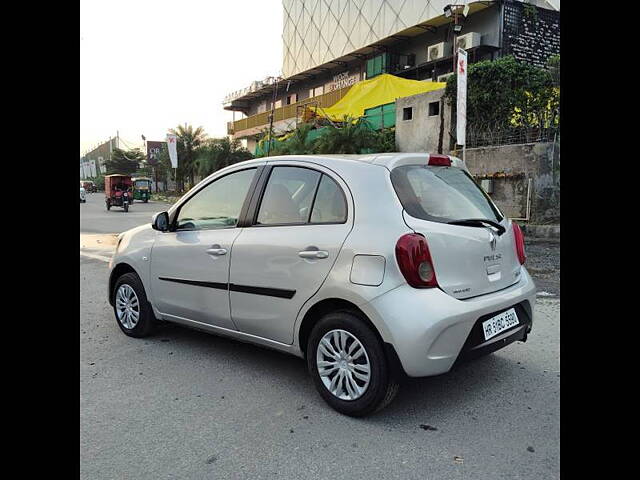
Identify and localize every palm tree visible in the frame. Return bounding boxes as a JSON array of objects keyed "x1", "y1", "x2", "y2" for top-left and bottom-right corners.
[
  {"x1": 168, "y1": 124, "x2": 208, "y2": 189},
  {"x1": 278, "y1": 123, "x2": 316, "y2": 155},
  {"x1": 314, "y1": 116, "x2": 377, "y2": 154}
]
